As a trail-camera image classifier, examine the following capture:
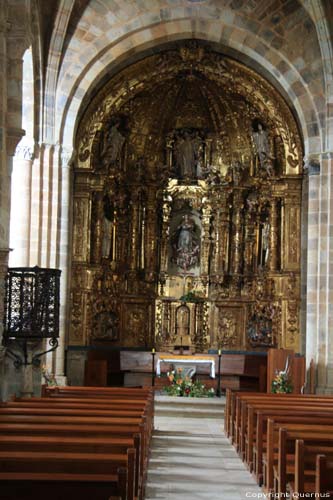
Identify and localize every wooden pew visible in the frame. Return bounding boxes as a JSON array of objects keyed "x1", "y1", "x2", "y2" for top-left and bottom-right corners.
[
  {"x1": 265, "y1": 420, "x2": 333, "y2": 493},
  {"x1": 288, "y1": 440, "x2": 333, "y2": 496},
  {"x1": 0, "y1": 434, "x2": 141, "y2": 499},
  {"x1": 43, "y1": 385, "x2": 152, "y2": 398},
  {"x1": 253, "y1": 412, "x2": 333, "y2": 483},
  {"x1": 227, "y1": 391, "x2": 333, "y2": 445},
  {"x1": 11, "y1": 396, "x2": 154, "y2": 437},
  {"x1": 1, "y1": 392, "x2": 154, "y2": 498},
  {"x1": 0, "y1": 448, "x2": 136, "y2": 500},
  {"x1": 316, "y1": 454, "x2": 333, "y2": 497},
  {"x1": 0, "y1": 471, "x2": 127, "y2": 500},
  {"x1": 234, "y1": 394, "x2": 333, "y2": 455},
  {"x1": 226, "y1": 392, "x2": 333, "y2": 480},
  {"x1": 242, "y1": 400, "x2": 333, "y2": 465},
  {"x1": 274, "y1": 427, "x2": 333, "y2": 495},
  {"x1": 0, "y1": 386, "x2": 154, "y2": 498},
  {"x1": 0, "y1": 414, "x2": 149, "y2": 493},
  {"x1": 237, "y1": 395, "x2": 333, "y2": 453}
]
